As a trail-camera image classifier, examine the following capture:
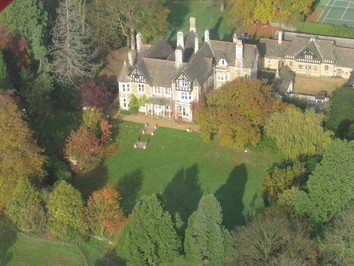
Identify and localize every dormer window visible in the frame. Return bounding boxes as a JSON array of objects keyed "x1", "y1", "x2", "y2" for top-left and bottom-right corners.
[{"x1": 218, "y1": 58, "x2": 228, "y2": 66}]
